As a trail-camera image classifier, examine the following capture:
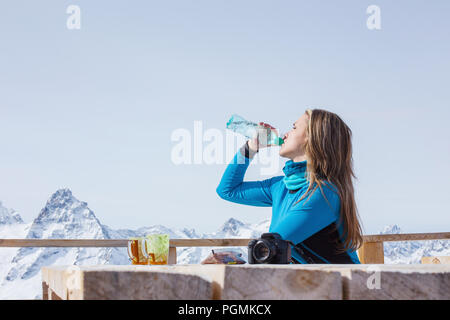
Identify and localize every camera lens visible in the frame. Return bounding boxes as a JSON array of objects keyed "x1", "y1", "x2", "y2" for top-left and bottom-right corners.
[{"x1": 253, "y1": 240, "x2": 275, "y2": 263}]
